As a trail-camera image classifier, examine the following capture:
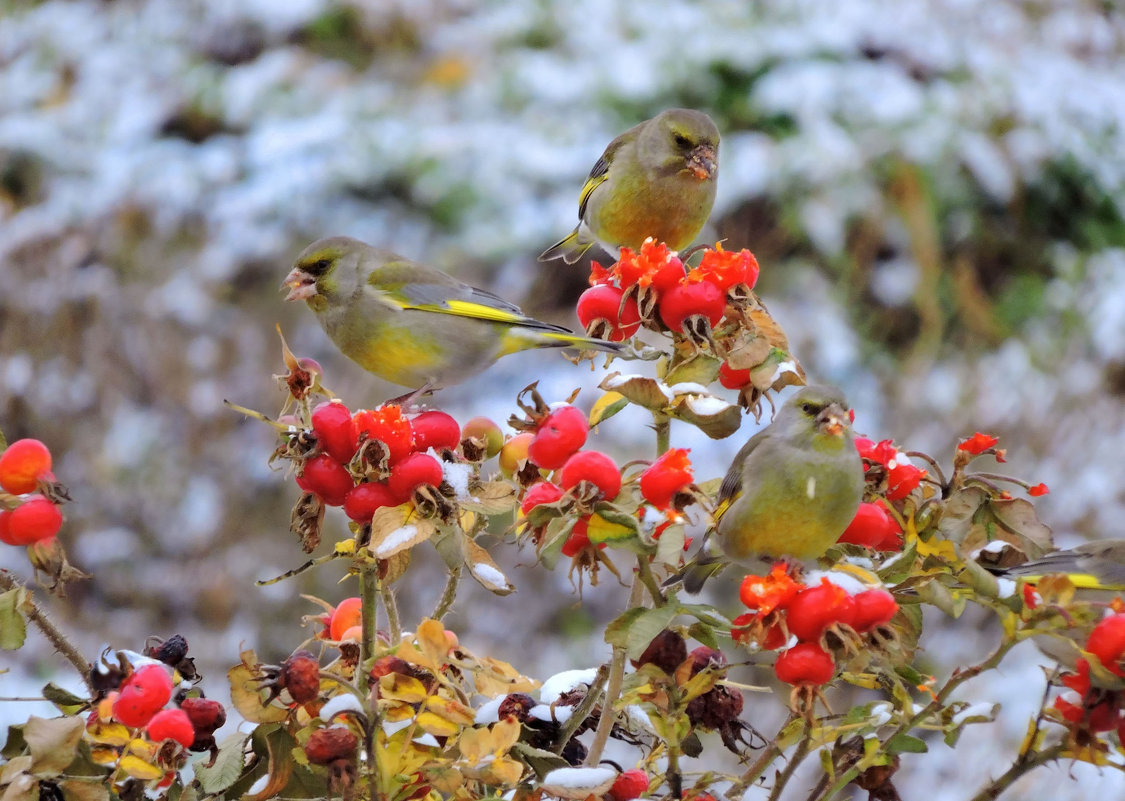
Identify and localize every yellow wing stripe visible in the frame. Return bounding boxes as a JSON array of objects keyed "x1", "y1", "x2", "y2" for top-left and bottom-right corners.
[
  {"x1": 1020, "y1": 572, "x2": 1125, "y2": 591},
  {"x1": 401, "y1": 299, "x2": 528, "y2": 325},
  {"x1": 577, "y1": 172, "x2": 609, "y2": 219}
]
